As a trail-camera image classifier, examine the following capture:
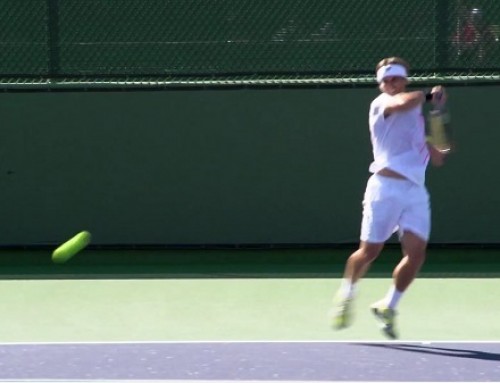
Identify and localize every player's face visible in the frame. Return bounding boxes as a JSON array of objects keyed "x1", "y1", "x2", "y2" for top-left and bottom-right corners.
[{"x1": 380, "y1": 76, "x2": 407, "y2": 95}]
